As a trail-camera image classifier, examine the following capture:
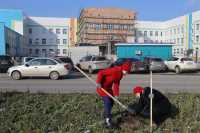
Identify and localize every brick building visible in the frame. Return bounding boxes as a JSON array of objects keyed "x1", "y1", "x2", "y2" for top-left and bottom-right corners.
[{"x1": 77, "y1": 8, "x2": 137, "y2": 45}]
